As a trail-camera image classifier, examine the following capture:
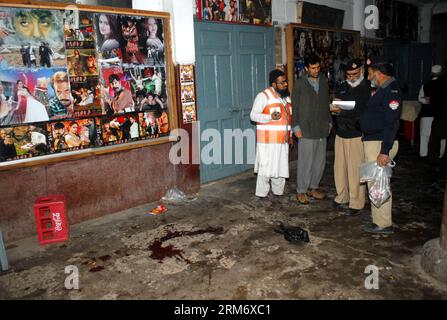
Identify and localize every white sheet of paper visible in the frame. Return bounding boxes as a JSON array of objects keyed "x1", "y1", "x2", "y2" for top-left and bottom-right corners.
[{"x1": 332, "y1": 100, "x2": 356, "y2": 110}]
